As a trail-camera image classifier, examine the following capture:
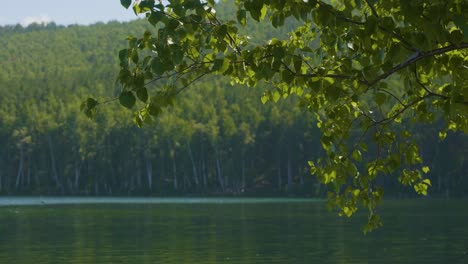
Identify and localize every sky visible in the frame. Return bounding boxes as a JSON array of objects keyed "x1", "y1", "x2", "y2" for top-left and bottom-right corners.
[{"x1": 0, "y1": 0, "x2": 143, "y2": 27}]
